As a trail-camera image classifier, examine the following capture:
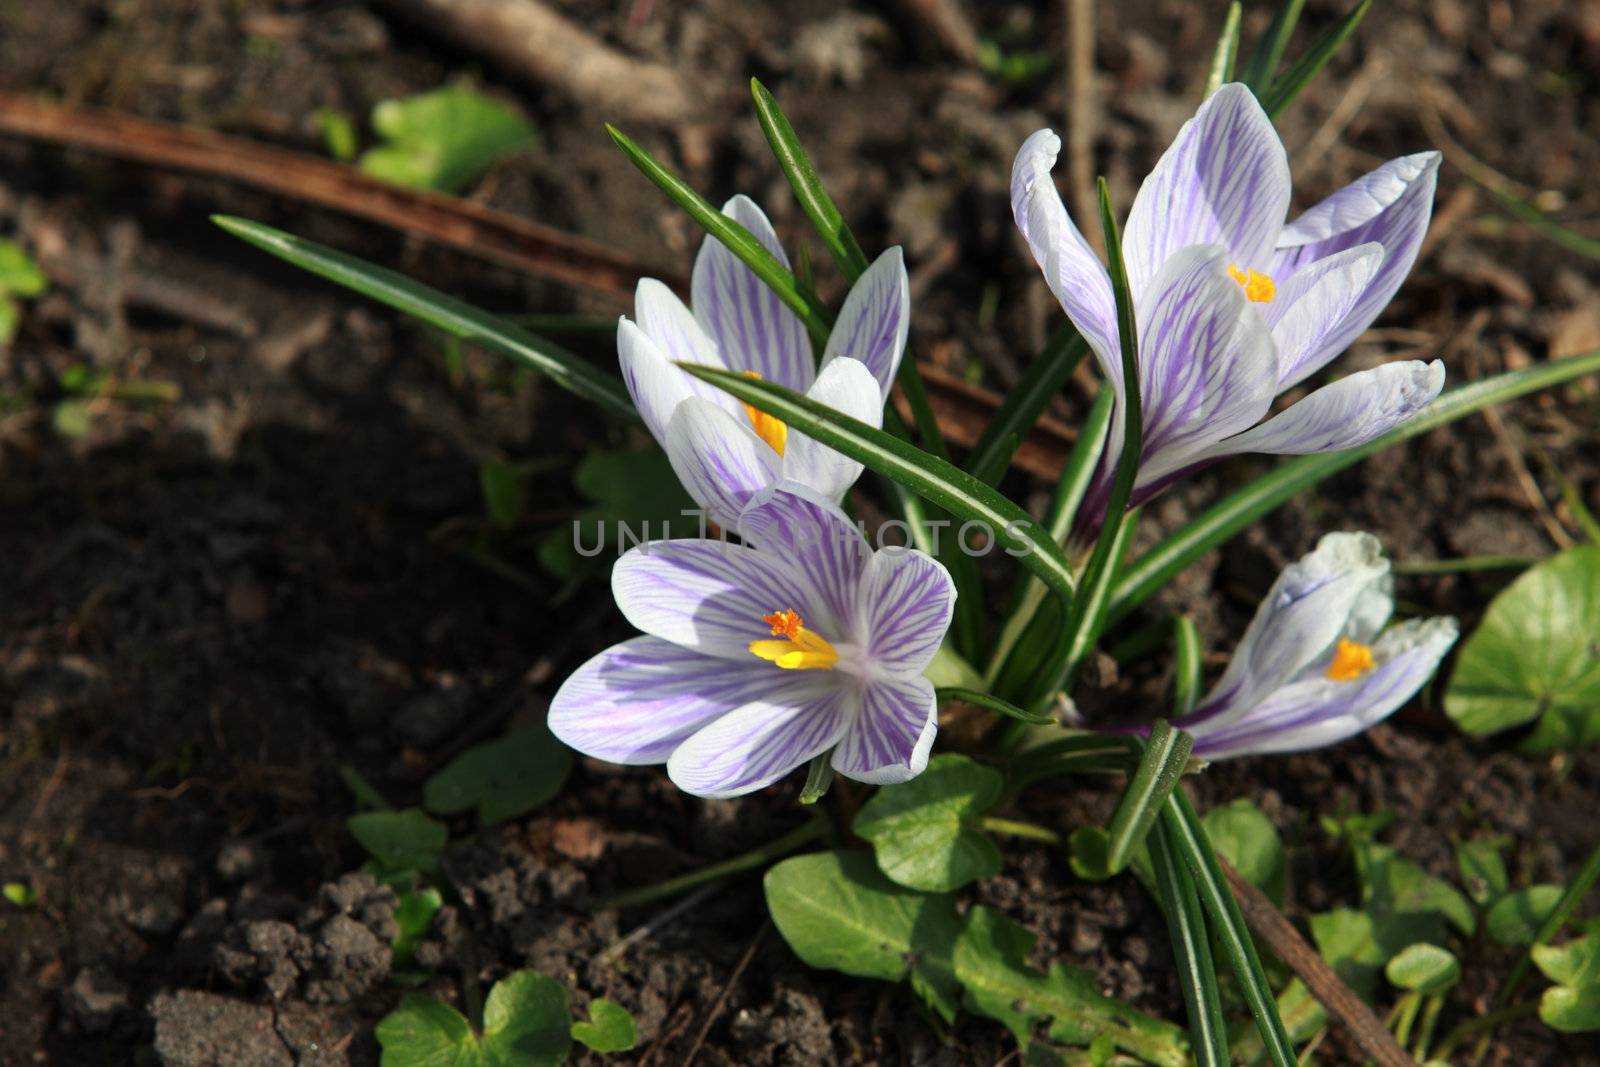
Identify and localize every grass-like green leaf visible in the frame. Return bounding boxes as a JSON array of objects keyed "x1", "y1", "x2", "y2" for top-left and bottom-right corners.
[
  {"x1": 1163, "y1": 790, "x2": 1297, "y2": 1067},
  {"x1": 1105, "y1": 722, "x2": 1193, "y2": 875},
  {"x1": 1261, "y1": 0, "x2": 1374, "y2": 117},
  {"x1": 750, "y1": 78, "x2": 868, "y2": 280},
  {"x1": 606, "y1": 124, "x2": 832, "y2": 344},
  {"x1": 1107, "y1": 348, "x2": 1600, "y2": 626},
  {"x1": 1204, "y1": 1, "x2": 1244, "y2": 98},
  {"x1": 936, "y1": 687, "x2": 1056, "y2": 725},
  {"x1": 680, "y1": 364, "x2": 1081, "y2": 605},
  {"x1": 212, "y1": 215, "x2": 636, "y2": 421},
  {"x1": 1149, "y1": 818, "x2": 1229, "y2": 1067},
  {"x1": 1238, "y1": 0, "x2": 1306, "y2": 92},
  {"x1": 1171, "y1": 615, "x2": 1204, "y2": 717}
]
